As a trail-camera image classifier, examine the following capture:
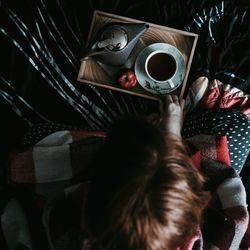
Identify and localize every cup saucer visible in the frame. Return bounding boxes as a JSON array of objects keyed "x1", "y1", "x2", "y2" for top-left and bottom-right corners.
[{"x1": 134, "y1": 43, "x2": 186, "y2": 95}]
